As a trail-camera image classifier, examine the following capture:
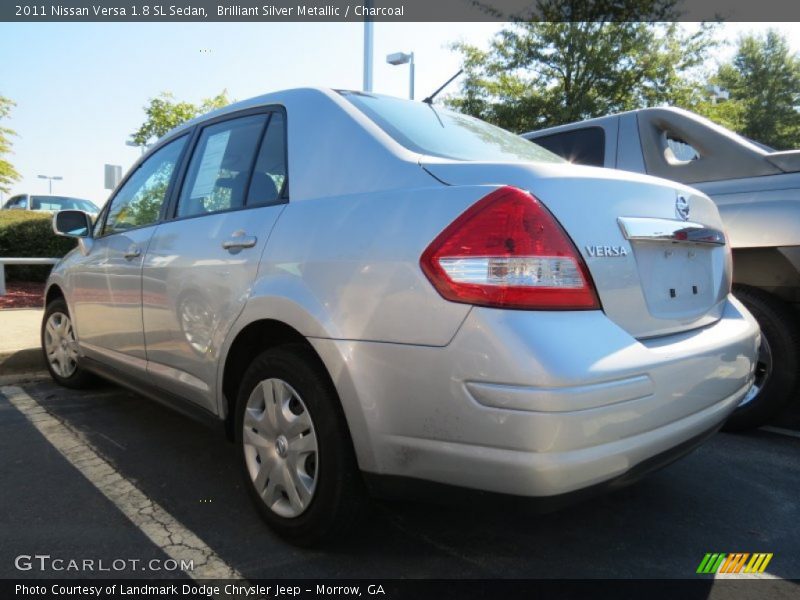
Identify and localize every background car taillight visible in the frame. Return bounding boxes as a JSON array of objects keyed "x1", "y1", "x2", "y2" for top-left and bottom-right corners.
[{"x1": 420, "y1": 186, "x2": 600, "y2": 310}]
